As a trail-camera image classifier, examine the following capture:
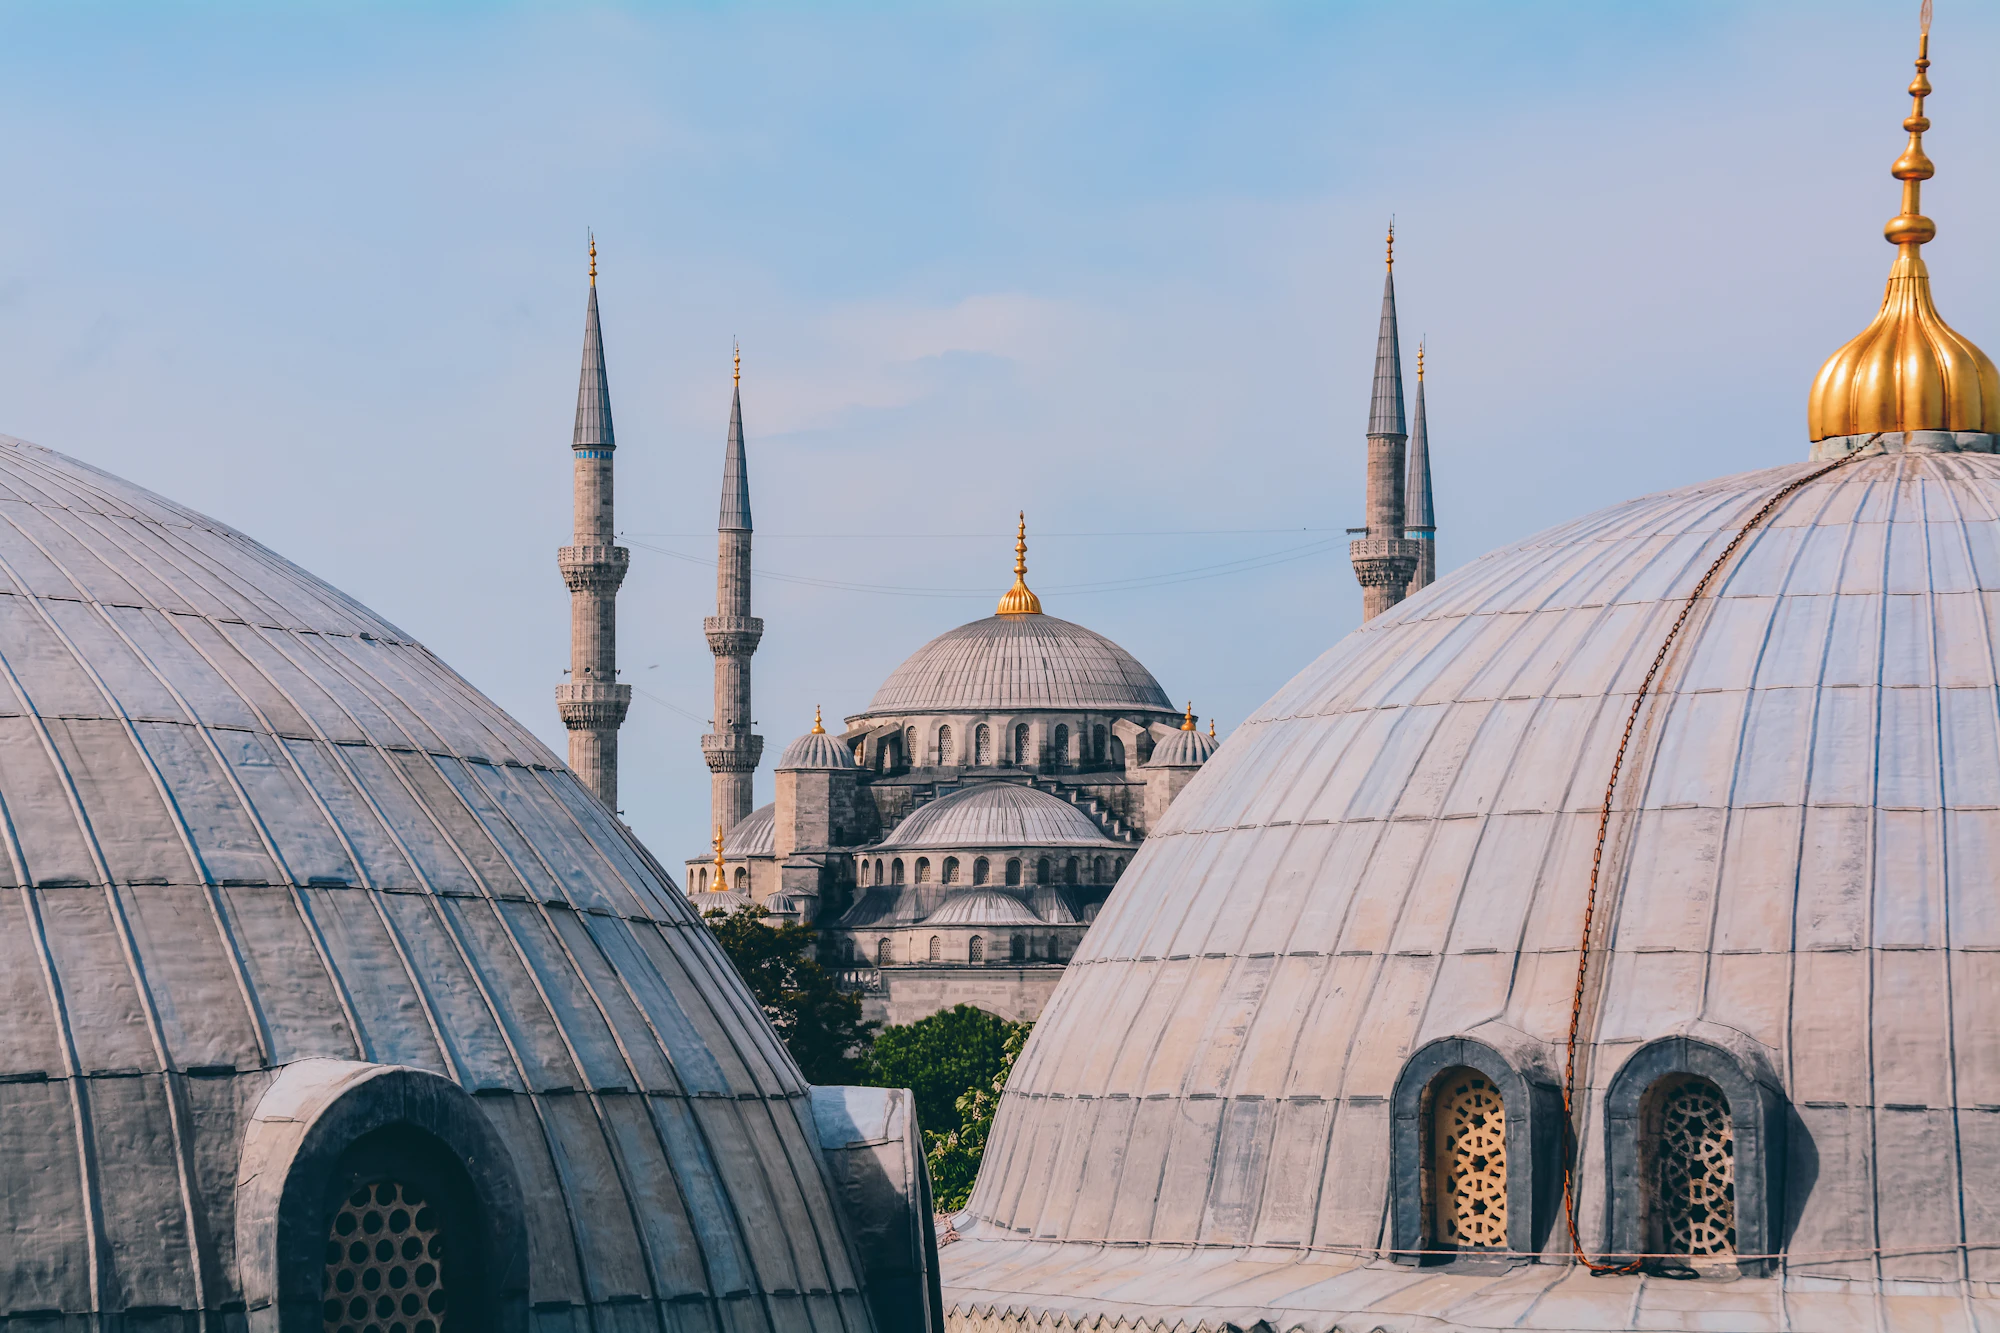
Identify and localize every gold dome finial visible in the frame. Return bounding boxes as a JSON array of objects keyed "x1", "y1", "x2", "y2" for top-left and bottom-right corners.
[
  {"x1": 1208, "y1": 717, "x2": 1217, "y2": 739},
  {"x1": 1808, "y1": 2, "x2": 1999, "y2": 443},
  {"x1": 811, "y1": 704, "x2": 825, "y2": 735},
  {"x1": 1417, "y1": 338, "x2": 1425, "y2": 382},
  {"x1": 588, "y1": 231, "x2": 597, "y2": 287},
  {"x1": 712, "y1": 826, "x2": 726, "y2": 882},
  {"x1": 1385, "y1": 220, "x2": 1394, "y2": 272},
  {"x1": 733, "y1": 339, "x2": 741, "y2": 388},
  {"x1": 997, "y1": 512, "x2": 1043, "y2": 615},
  {"x1": 1181, "y1": 702, "x2": 1195, "y2": 732}
]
